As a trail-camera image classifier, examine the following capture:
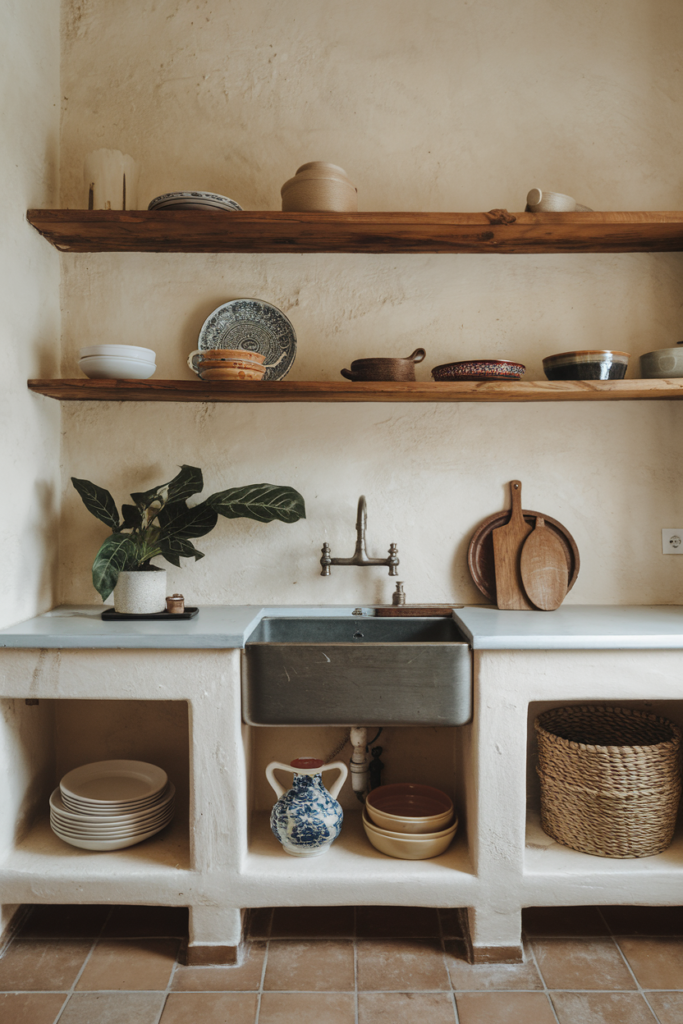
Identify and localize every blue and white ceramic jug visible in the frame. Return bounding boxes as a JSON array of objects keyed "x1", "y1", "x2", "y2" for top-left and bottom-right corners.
[{"x1": 266, "y1": 757, "x2": 348, "y2": 857}]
